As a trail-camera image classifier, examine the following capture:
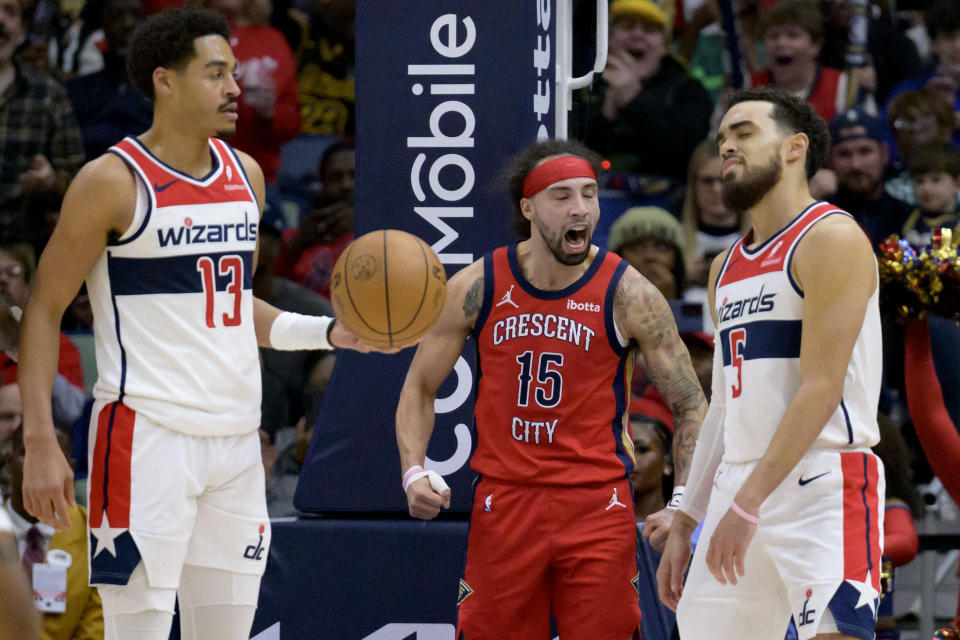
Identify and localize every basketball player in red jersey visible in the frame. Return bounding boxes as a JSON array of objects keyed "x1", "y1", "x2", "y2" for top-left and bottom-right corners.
[
  {"x1": 396, "y1": 139, "x2": 707, "y2": 639},
  {"x1": 658, "y1": 87, "x2": 884, "y2": 640},
  {"x1": 18, "y1": 8, "x2": 378, "y2": 640}
]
